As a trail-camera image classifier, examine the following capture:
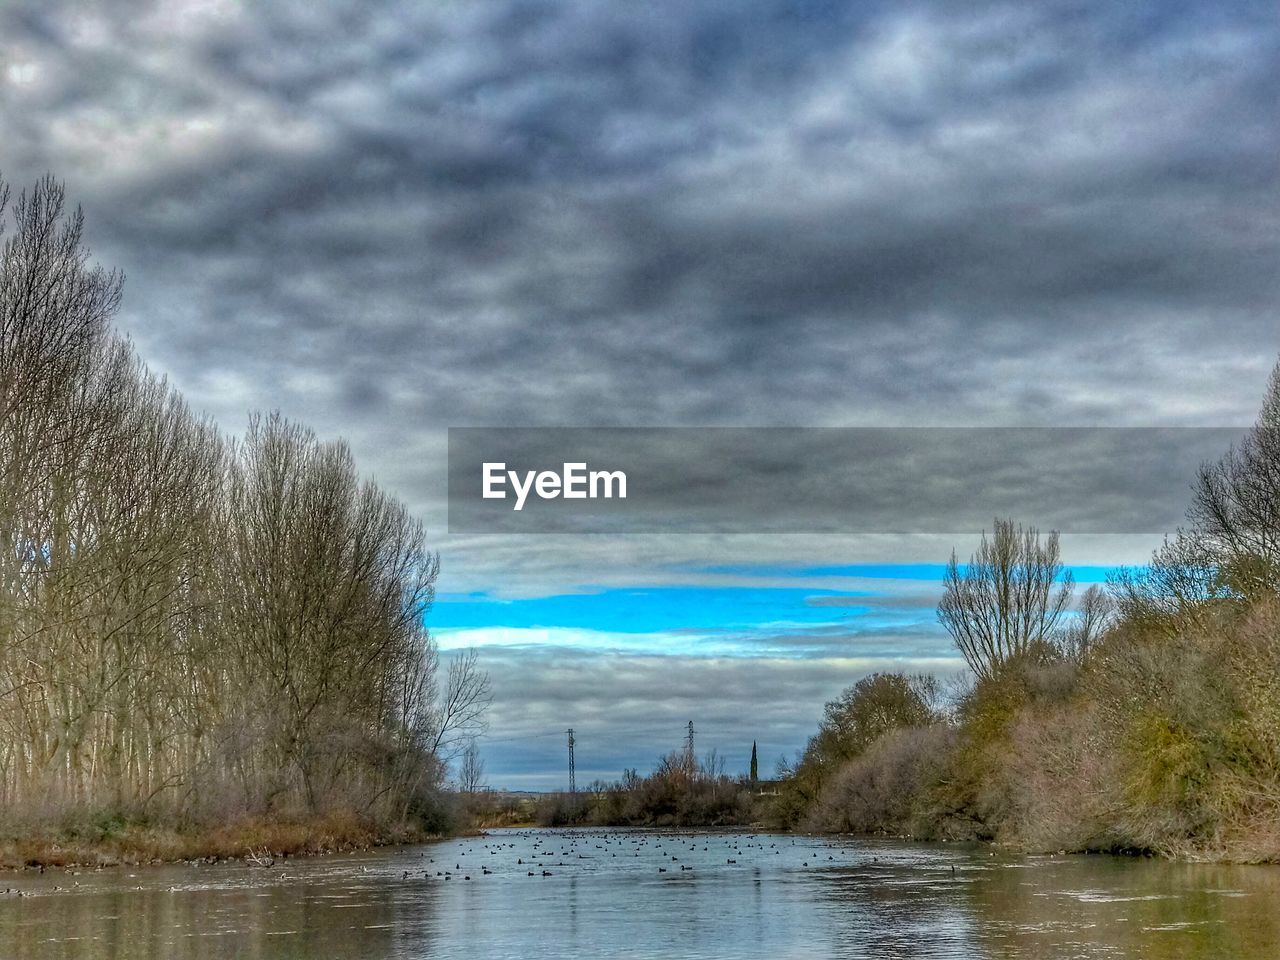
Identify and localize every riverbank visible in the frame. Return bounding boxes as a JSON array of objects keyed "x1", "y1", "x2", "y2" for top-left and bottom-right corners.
[{"x1": 0, "y1": 811, "x2": 438, "y2": 870}]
